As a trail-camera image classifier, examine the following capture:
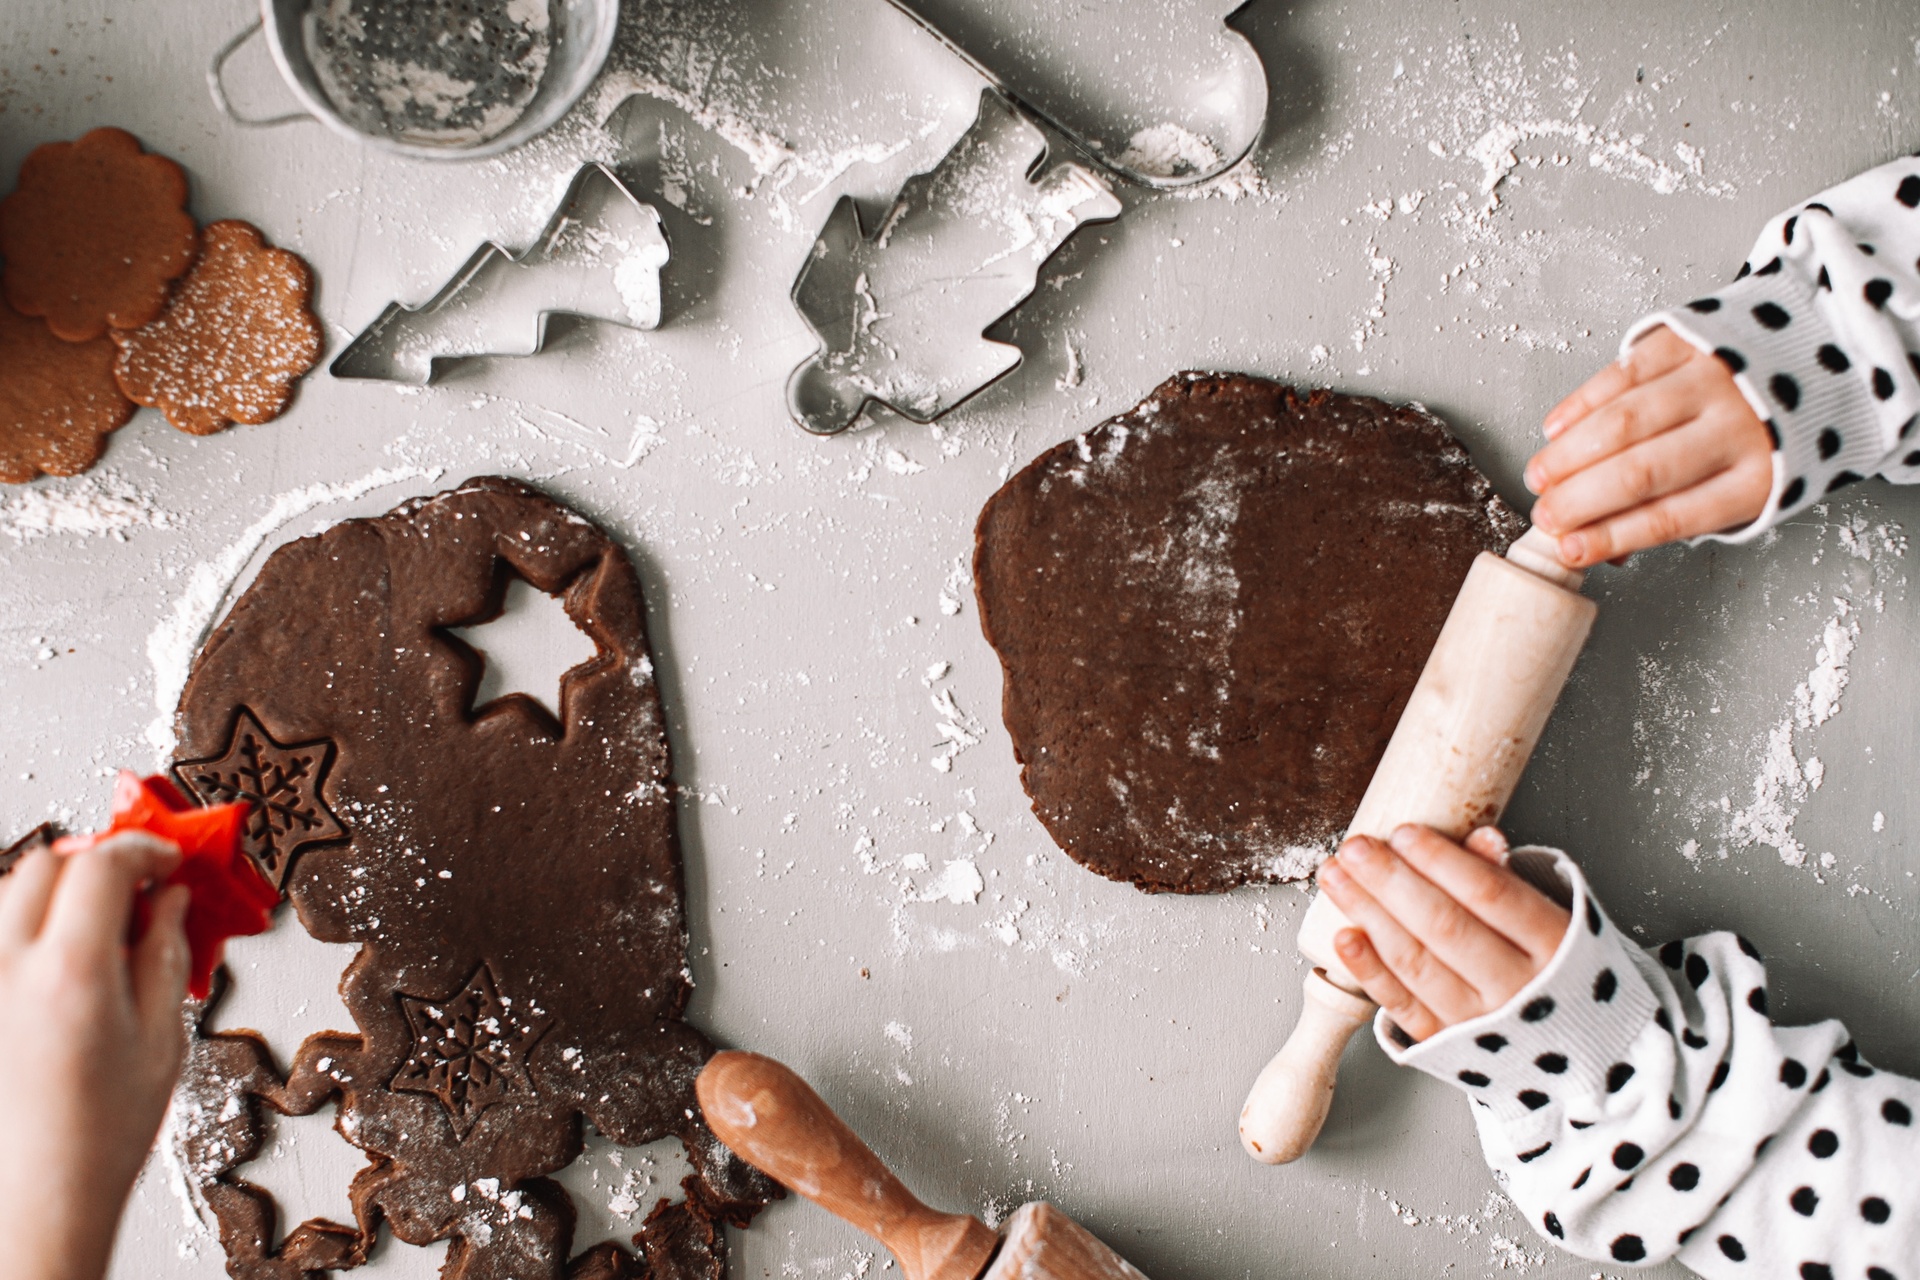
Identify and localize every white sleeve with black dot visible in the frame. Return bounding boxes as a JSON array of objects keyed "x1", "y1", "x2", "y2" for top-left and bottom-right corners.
[
  {"x1": 1622, "y1": 153, "x2": 1920, "y2": 541},
  {"x1": 1377, "y1": 848, "x2": 1919, "y2": 1278}
]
